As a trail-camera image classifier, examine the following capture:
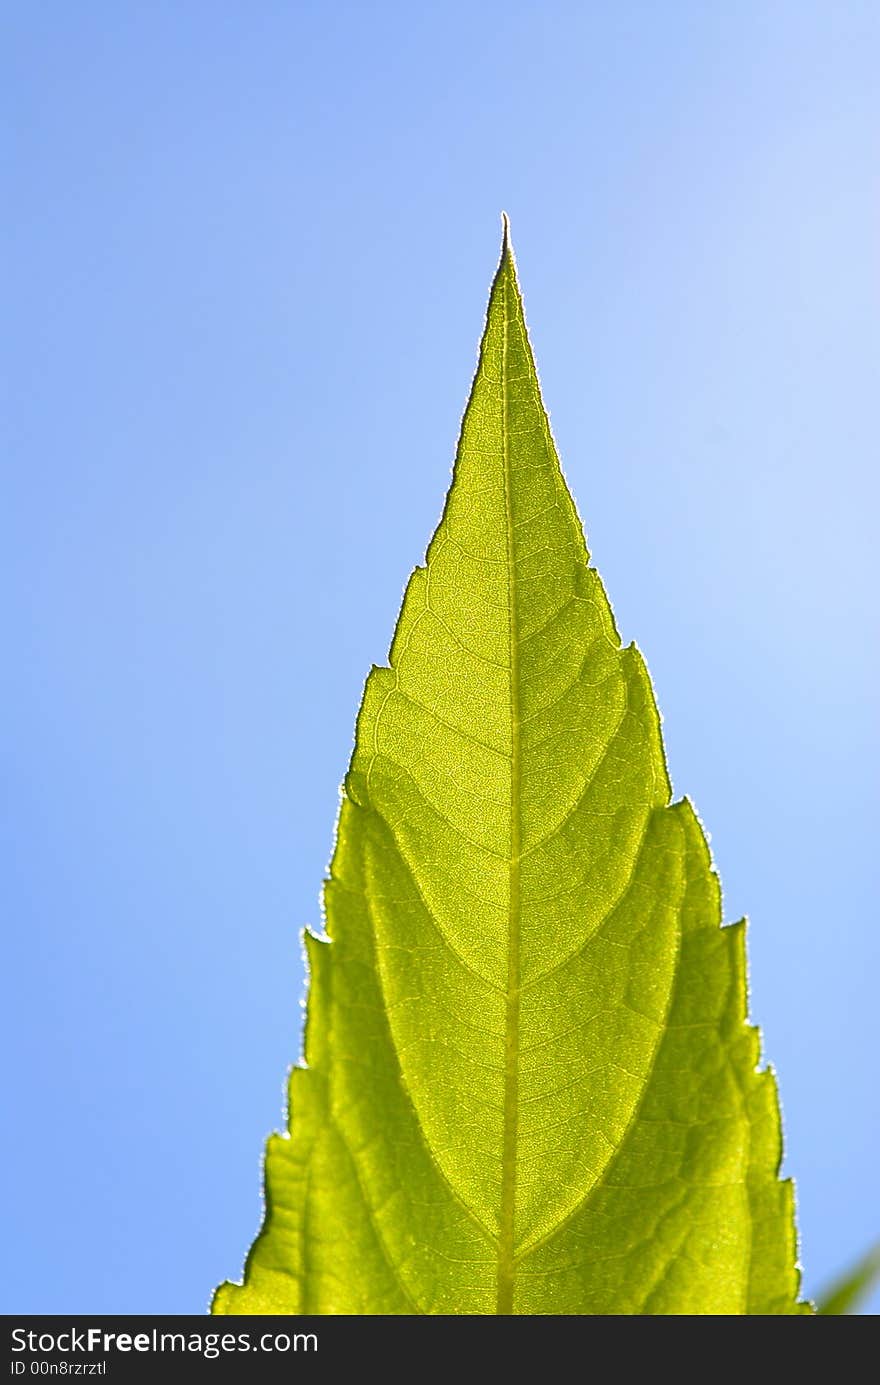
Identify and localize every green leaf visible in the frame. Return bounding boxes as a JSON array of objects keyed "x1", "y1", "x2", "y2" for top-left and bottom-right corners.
[
  {"x1": 817, "y1": 1242, "x2": 880, "y2": 1315},
  {"x1": 214, "y1": 221, "x2": 809, "y2": 1315}
]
